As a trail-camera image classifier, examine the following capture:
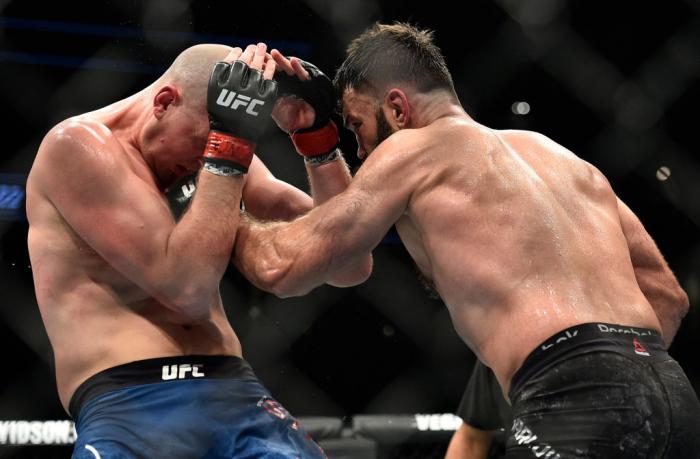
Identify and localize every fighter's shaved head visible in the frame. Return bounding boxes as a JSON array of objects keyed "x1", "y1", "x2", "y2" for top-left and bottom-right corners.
[{"x1": 156, "y1": 44, "x2": 235, "y2": 112}]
